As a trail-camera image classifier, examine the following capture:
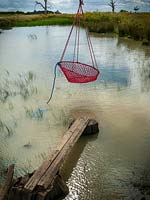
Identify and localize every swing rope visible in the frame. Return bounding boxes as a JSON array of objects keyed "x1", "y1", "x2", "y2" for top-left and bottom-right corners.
[
  {"x1": 47, "y1": 63, "x2": 58, "y2": 104},
  {"x1": 47, "y1": 0, "x2": 99, "y2": 104}
]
